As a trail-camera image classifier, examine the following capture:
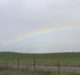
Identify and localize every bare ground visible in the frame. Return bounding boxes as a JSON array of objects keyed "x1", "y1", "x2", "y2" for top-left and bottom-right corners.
[{"x1": 0, "y1": 64, "x2": 80, "y2": 73}]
